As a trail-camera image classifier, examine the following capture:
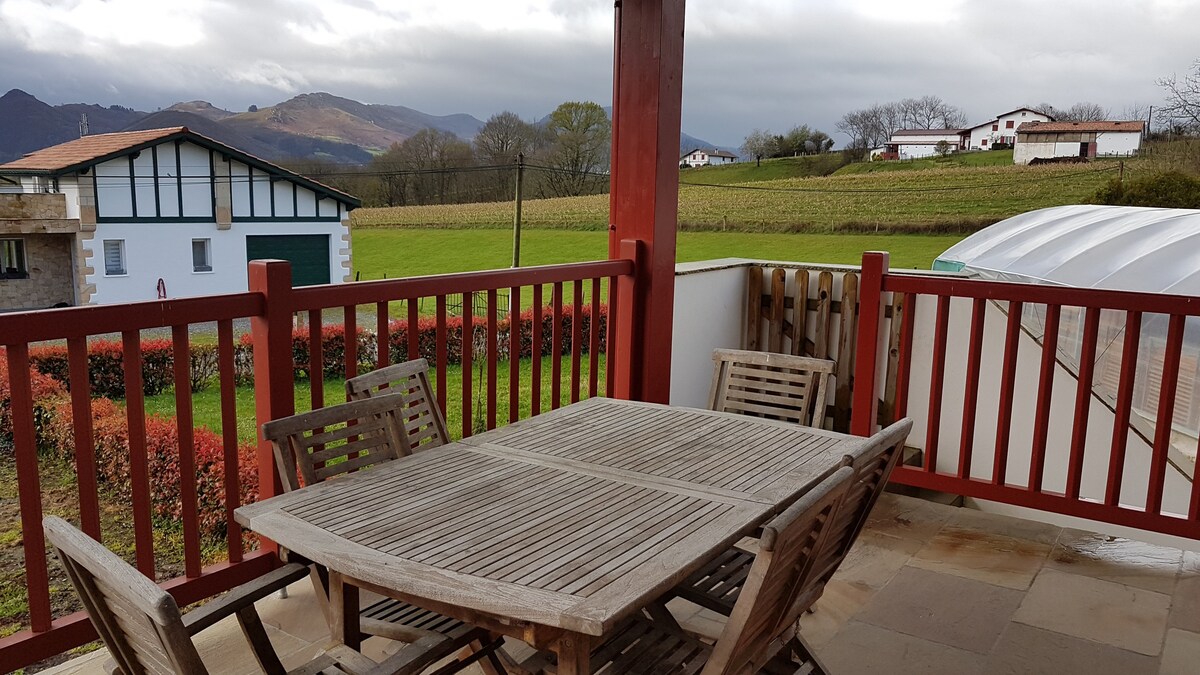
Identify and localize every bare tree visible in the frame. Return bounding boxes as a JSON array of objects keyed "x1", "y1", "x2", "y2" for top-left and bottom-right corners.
[
  {"x1": 473, "y1": 111, "x2": 539, "y2": 200},
  {"x1": 740, "y1": 129, "x2": 777, "y2": 166},
  {"x1": 543, "y1": 101, "x2": 611, "y2": 197},
  {"x1": 1061, "y1": 102, "x2": 1110, "y2": 122},
  {"x1": 837, "y1": 107, "x2": 888, "y2": 148},
  {"x1": 1157, "y1": 60, "x2": 1200, "y2": 131},
  {"x1": 899, "y1": 95, "x2": 967, "y2": 129}
]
